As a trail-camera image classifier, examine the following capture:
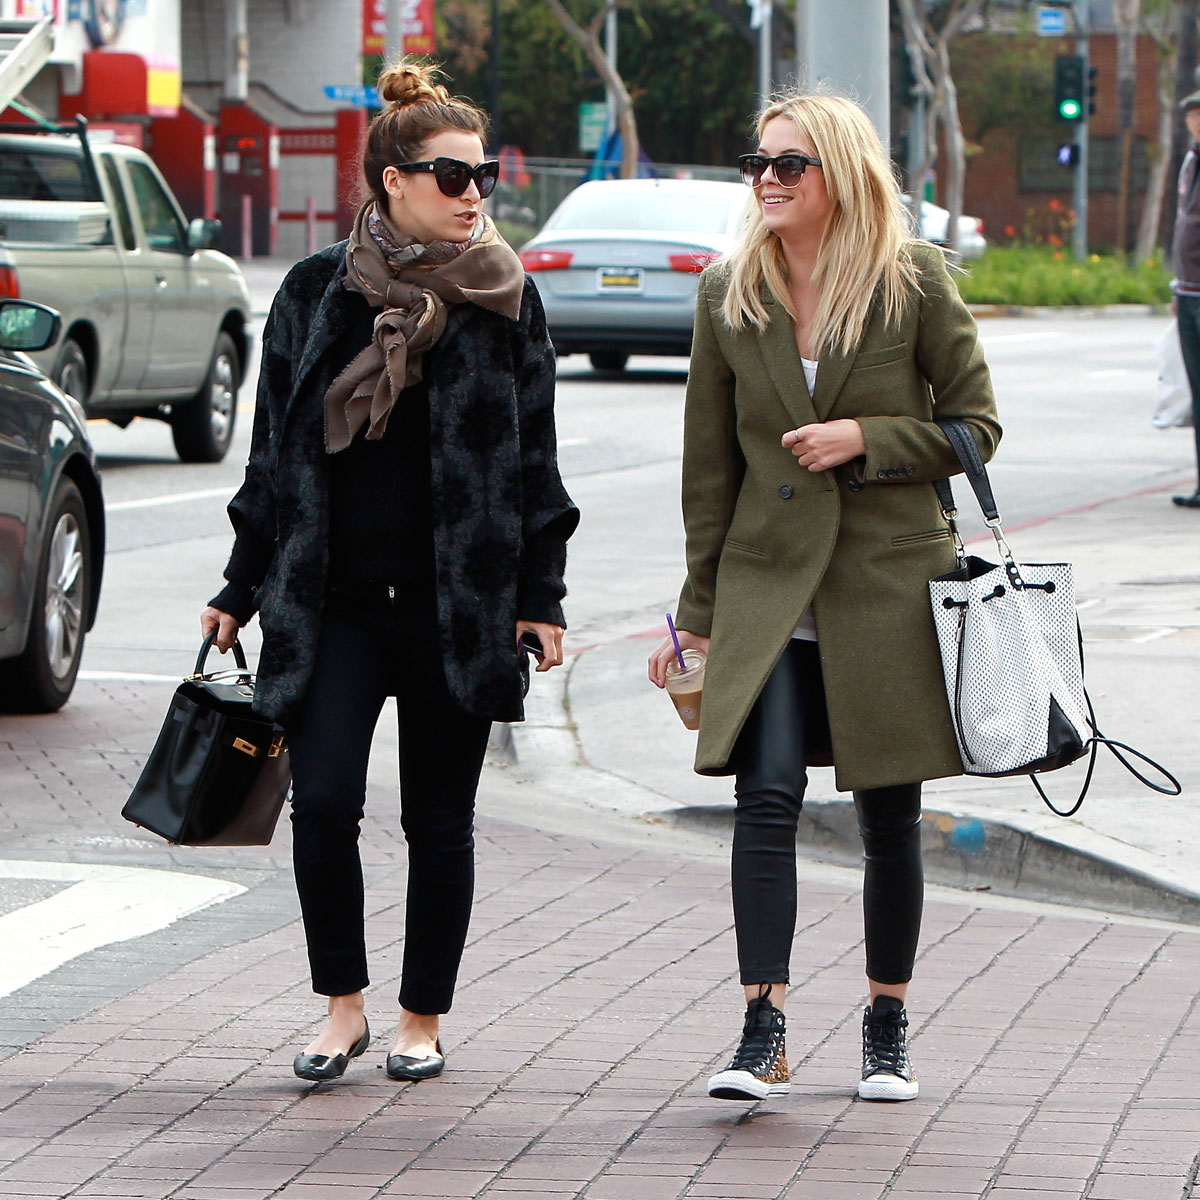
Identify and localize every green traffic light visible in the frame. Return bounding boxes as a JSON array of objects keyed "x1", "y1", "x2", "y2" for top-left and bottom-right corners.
[{"x1": 1059, "y1": 98, "x2": 1082, "y2": 119}]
